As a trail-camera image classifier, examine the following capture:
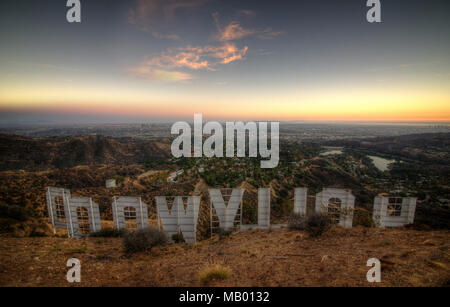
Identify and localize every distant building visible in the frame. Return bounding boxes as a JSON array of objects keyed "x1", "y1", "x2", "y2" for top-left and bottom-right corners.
[
  {"x1": 106, "y1": 179, "x2": 117, "y2": 188},
  {"x1": 167, "y1": 172, "x2": 176, "y2": 182},
  {"x1": 389, "y1": 189, "x2": 403, "y2": 194},
  {"x1": 167, "y1": 170, "x2": 184, "y2": 182}
]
